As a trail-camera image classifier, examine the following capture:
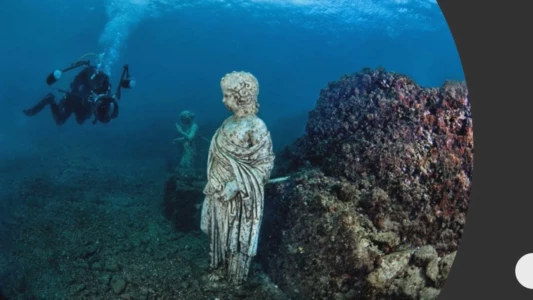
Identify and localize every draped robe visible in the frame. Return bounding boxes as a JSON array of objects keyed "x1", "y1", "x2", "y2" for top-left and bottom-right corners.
[{"x1": 200, "y1": 116, "x2": 275, "y2": 284}]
